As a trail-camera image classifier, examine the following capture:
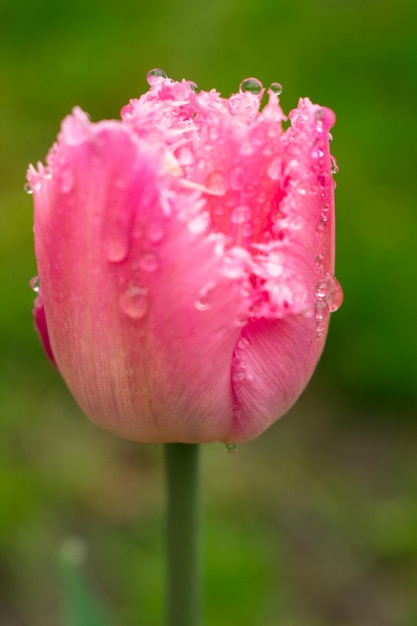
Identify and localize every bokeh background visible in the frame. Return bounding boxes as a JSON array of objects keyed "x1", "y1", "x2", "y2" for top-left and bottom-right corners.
[{"x1": 1, "y1": 0, "x2": 417, "y2": 624}]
